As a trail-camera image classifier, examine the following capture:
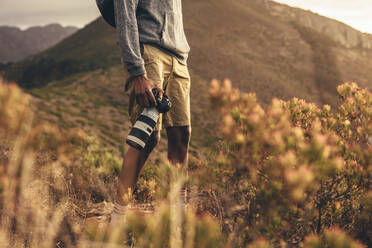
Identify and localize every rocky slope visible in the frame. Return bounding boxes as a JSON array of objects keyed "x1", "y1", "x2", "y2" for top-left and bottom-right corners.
[{"x1": 265, "y1": 0, "x2": 372, "y2": 49}]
